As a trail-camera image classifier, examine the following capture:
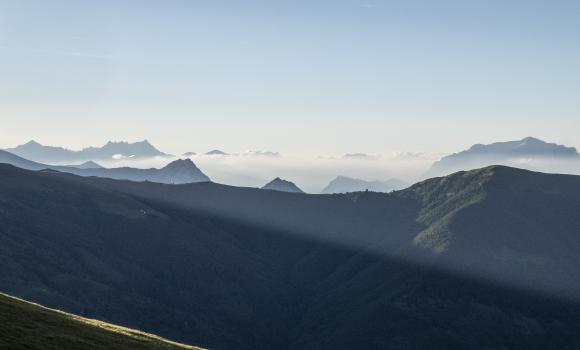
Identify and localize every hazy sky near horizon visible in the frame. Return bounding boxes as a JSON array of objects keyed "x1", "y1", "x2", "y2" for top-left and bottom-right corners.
[{"x1": 1, "y1": 0, "x2": 579, "y2": 155}]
